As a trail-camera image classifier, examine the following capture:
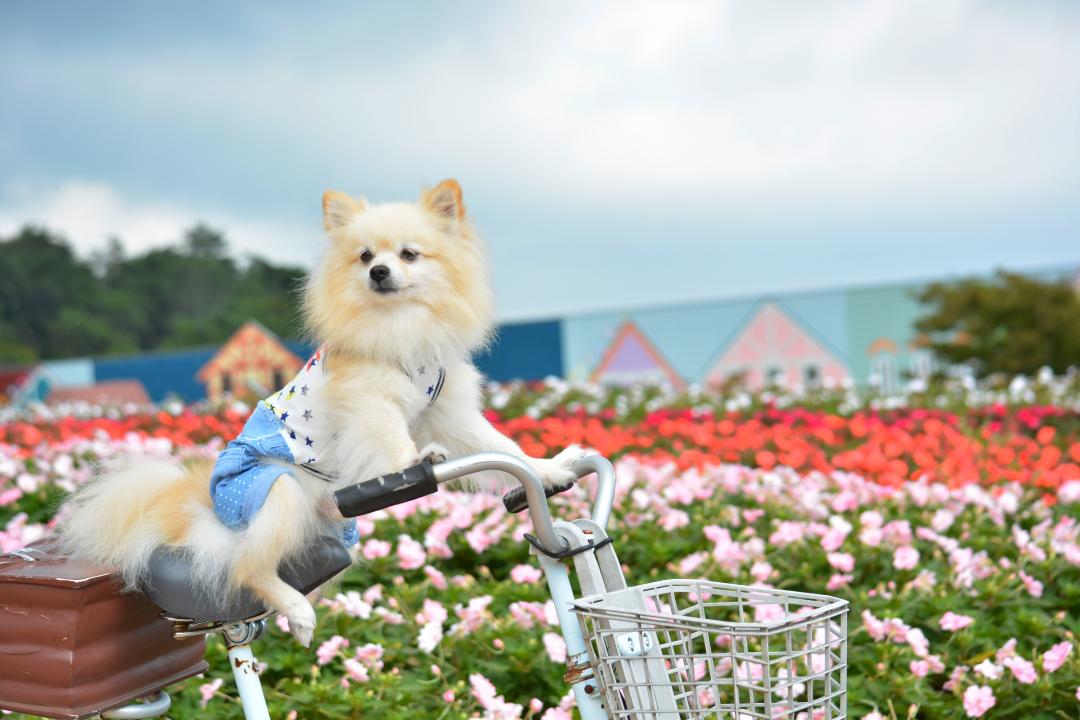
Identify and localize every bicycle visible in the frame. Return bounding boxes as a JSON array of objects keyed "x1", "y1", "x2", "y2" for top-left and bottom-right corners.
[{"x1": 0, "y1": 452, "x2": 849, "y2": 719}]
